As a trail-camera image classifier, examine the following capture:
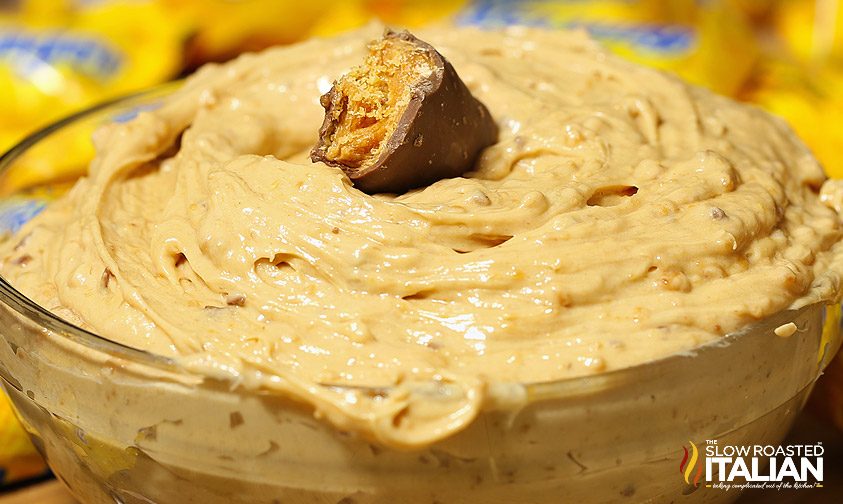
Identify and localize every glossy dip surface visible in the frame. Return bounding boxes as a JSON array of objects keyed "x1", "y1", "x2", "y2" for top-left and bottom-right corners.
[{"x1": 2, "y1": 25, "x2": 843, "y2": 449}]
